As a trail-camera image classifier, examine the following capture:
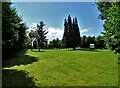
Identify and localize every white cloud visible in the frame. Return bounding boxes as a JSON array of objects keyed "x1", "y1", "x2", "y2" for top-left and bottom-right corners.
[
  {"x1": 32, "y1": 23, "x2": 37, "y2": 27},
  {"x1": 46, "y1": 27, "x2": 64, "y2": 42},
  {"x1": 28, "y1": 23, "x2": 64, "y2": 42},
  {"x1": 80, "y1": 29, "x2": 88, "y2": 33},
  {"x1": 80, "y1": 28, "x2": 91, "y2": 36}
]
